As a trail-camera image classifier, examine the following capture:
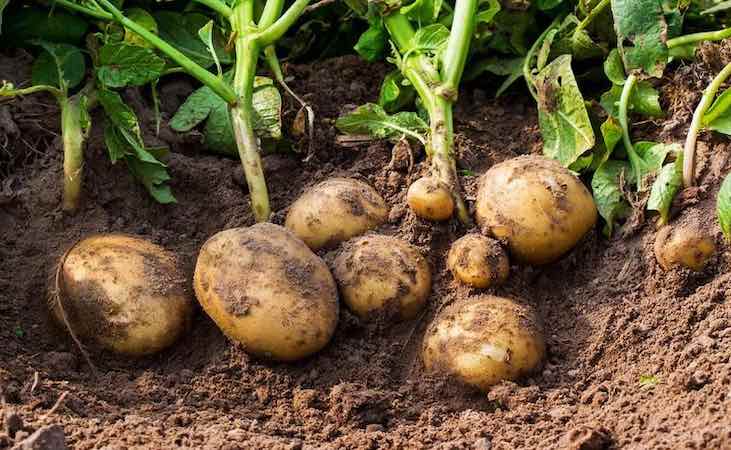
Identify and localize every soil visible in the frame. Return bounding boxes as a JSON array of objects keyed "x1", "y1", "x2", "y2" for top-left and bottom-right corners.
[{"x1": 2, "y1": 47, "x2": 731, "y2": 450}]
